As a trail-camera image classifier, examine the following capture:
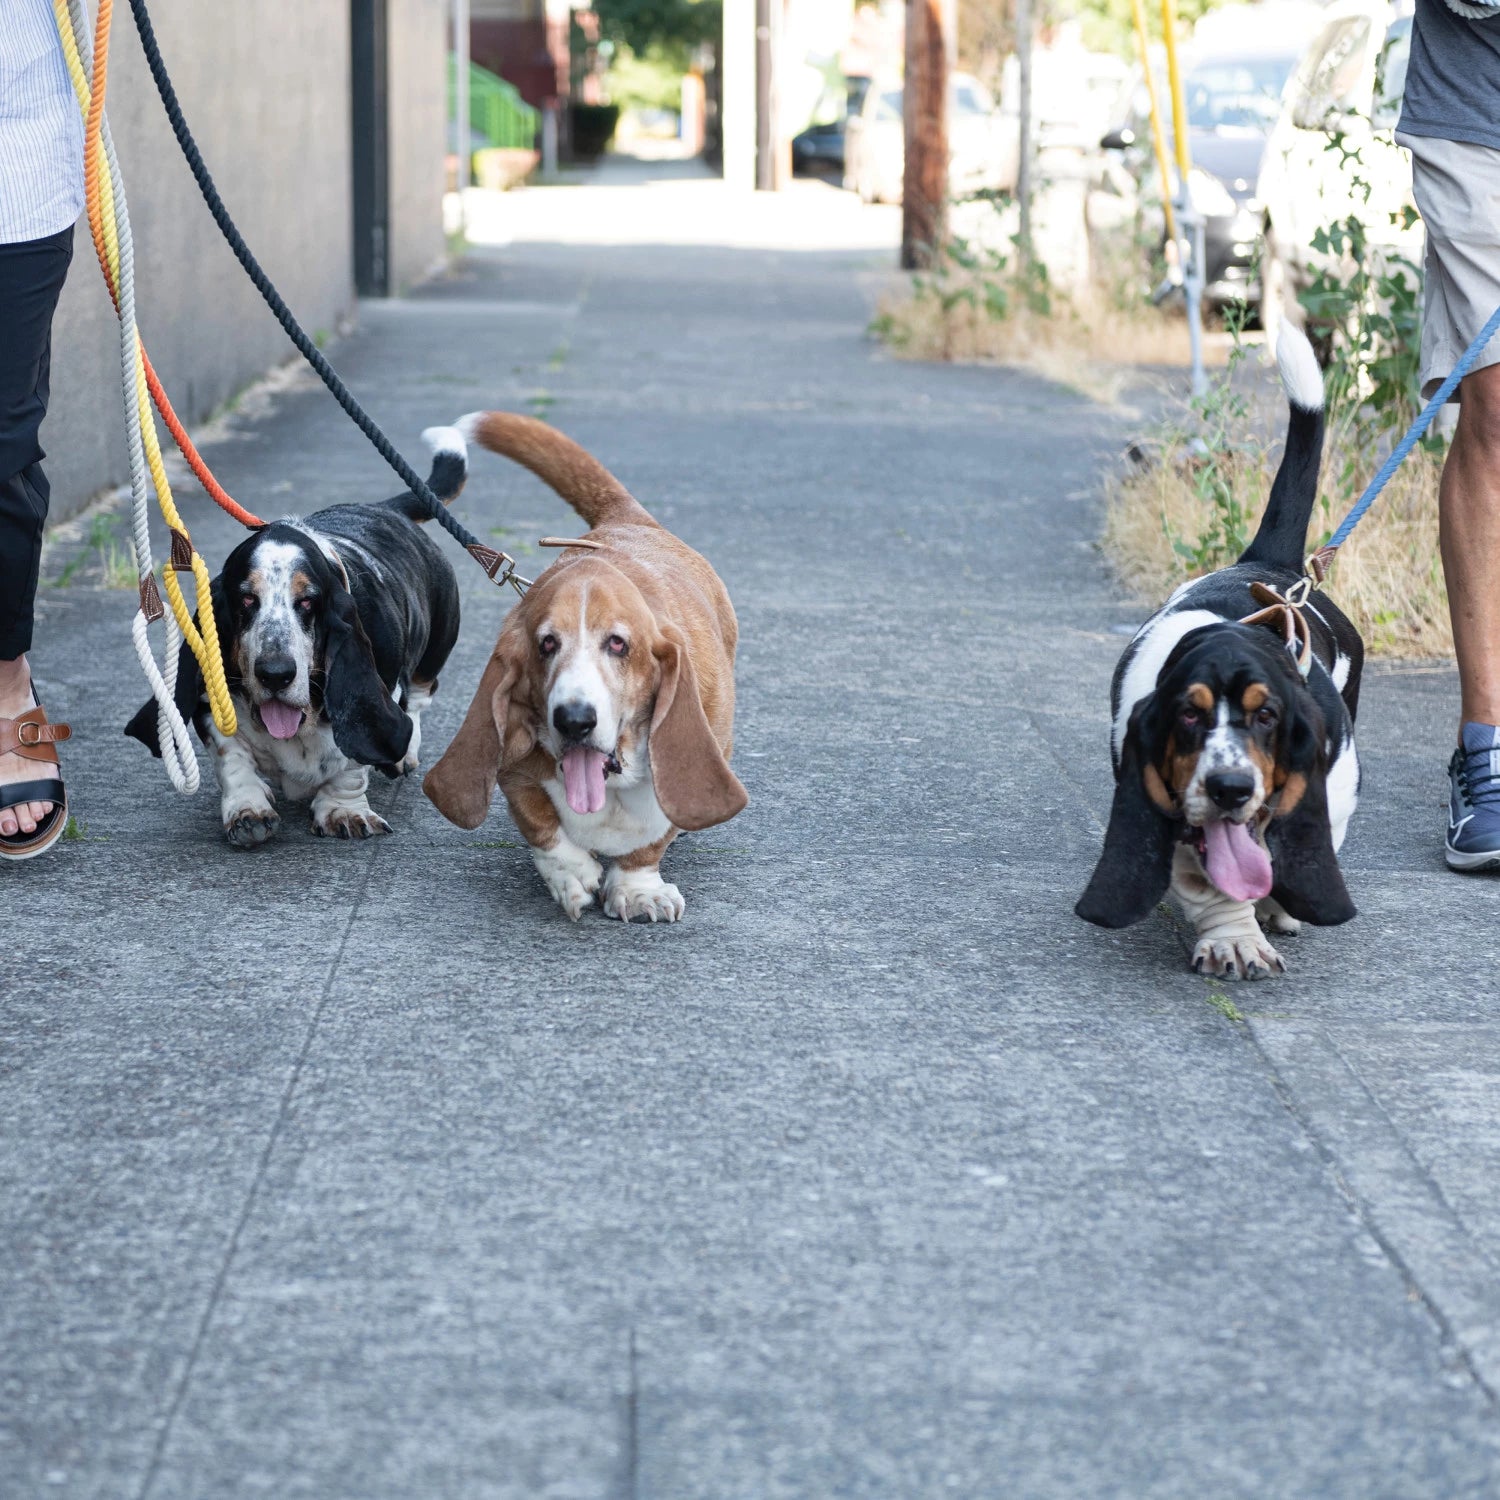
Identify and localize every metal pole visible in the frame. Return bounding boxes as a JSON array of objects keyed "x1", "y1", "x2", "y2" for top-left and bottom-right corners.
[
  {"x1": 1015, "y1": 0, "x2": 1031, "y2": 260},
  {"x1": 755, "y1": 0, "x2": 773, "y2": 189},
  {"x1": 1158, "y1": 0, "x2": 1203, "y2": 395},
  {"x1": 1128, "y1": 0, "x2": 1176, "y2": 250},
  {"x1": 453, "y1": 0, "x2": 470, "y2": 236}
]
